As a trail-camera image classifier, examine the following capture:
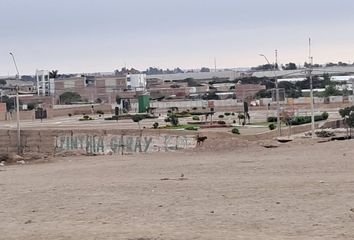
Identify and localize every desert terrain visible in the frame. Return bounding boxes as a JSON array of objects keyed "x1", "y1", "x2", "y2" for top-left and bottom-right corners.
[{"x1": 1, "y1": 137, "x2": 354, "y2": 240}]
